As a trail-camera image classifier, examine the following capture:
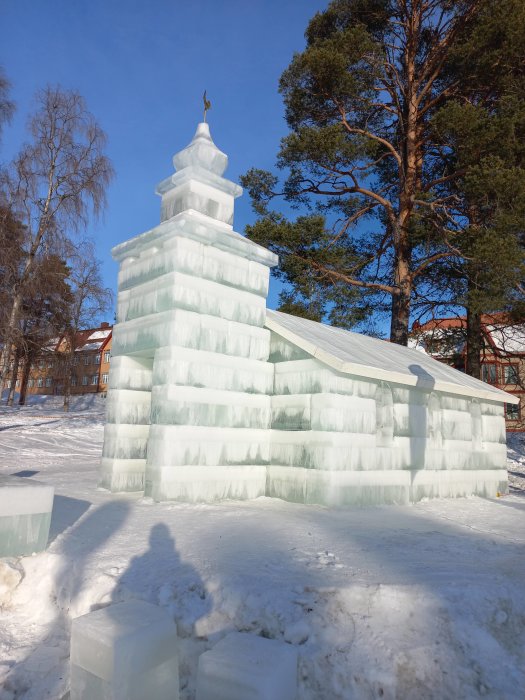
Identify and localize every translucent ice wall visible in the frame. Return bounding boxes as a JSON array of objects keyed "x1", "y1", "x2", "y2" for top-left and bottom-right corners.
[
  {"x1": 267, "y1": 332, "x2": 508, "y2": 506},
  {"x1": 100, "y1": 123, "x2": 278, "y2": 499}
]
